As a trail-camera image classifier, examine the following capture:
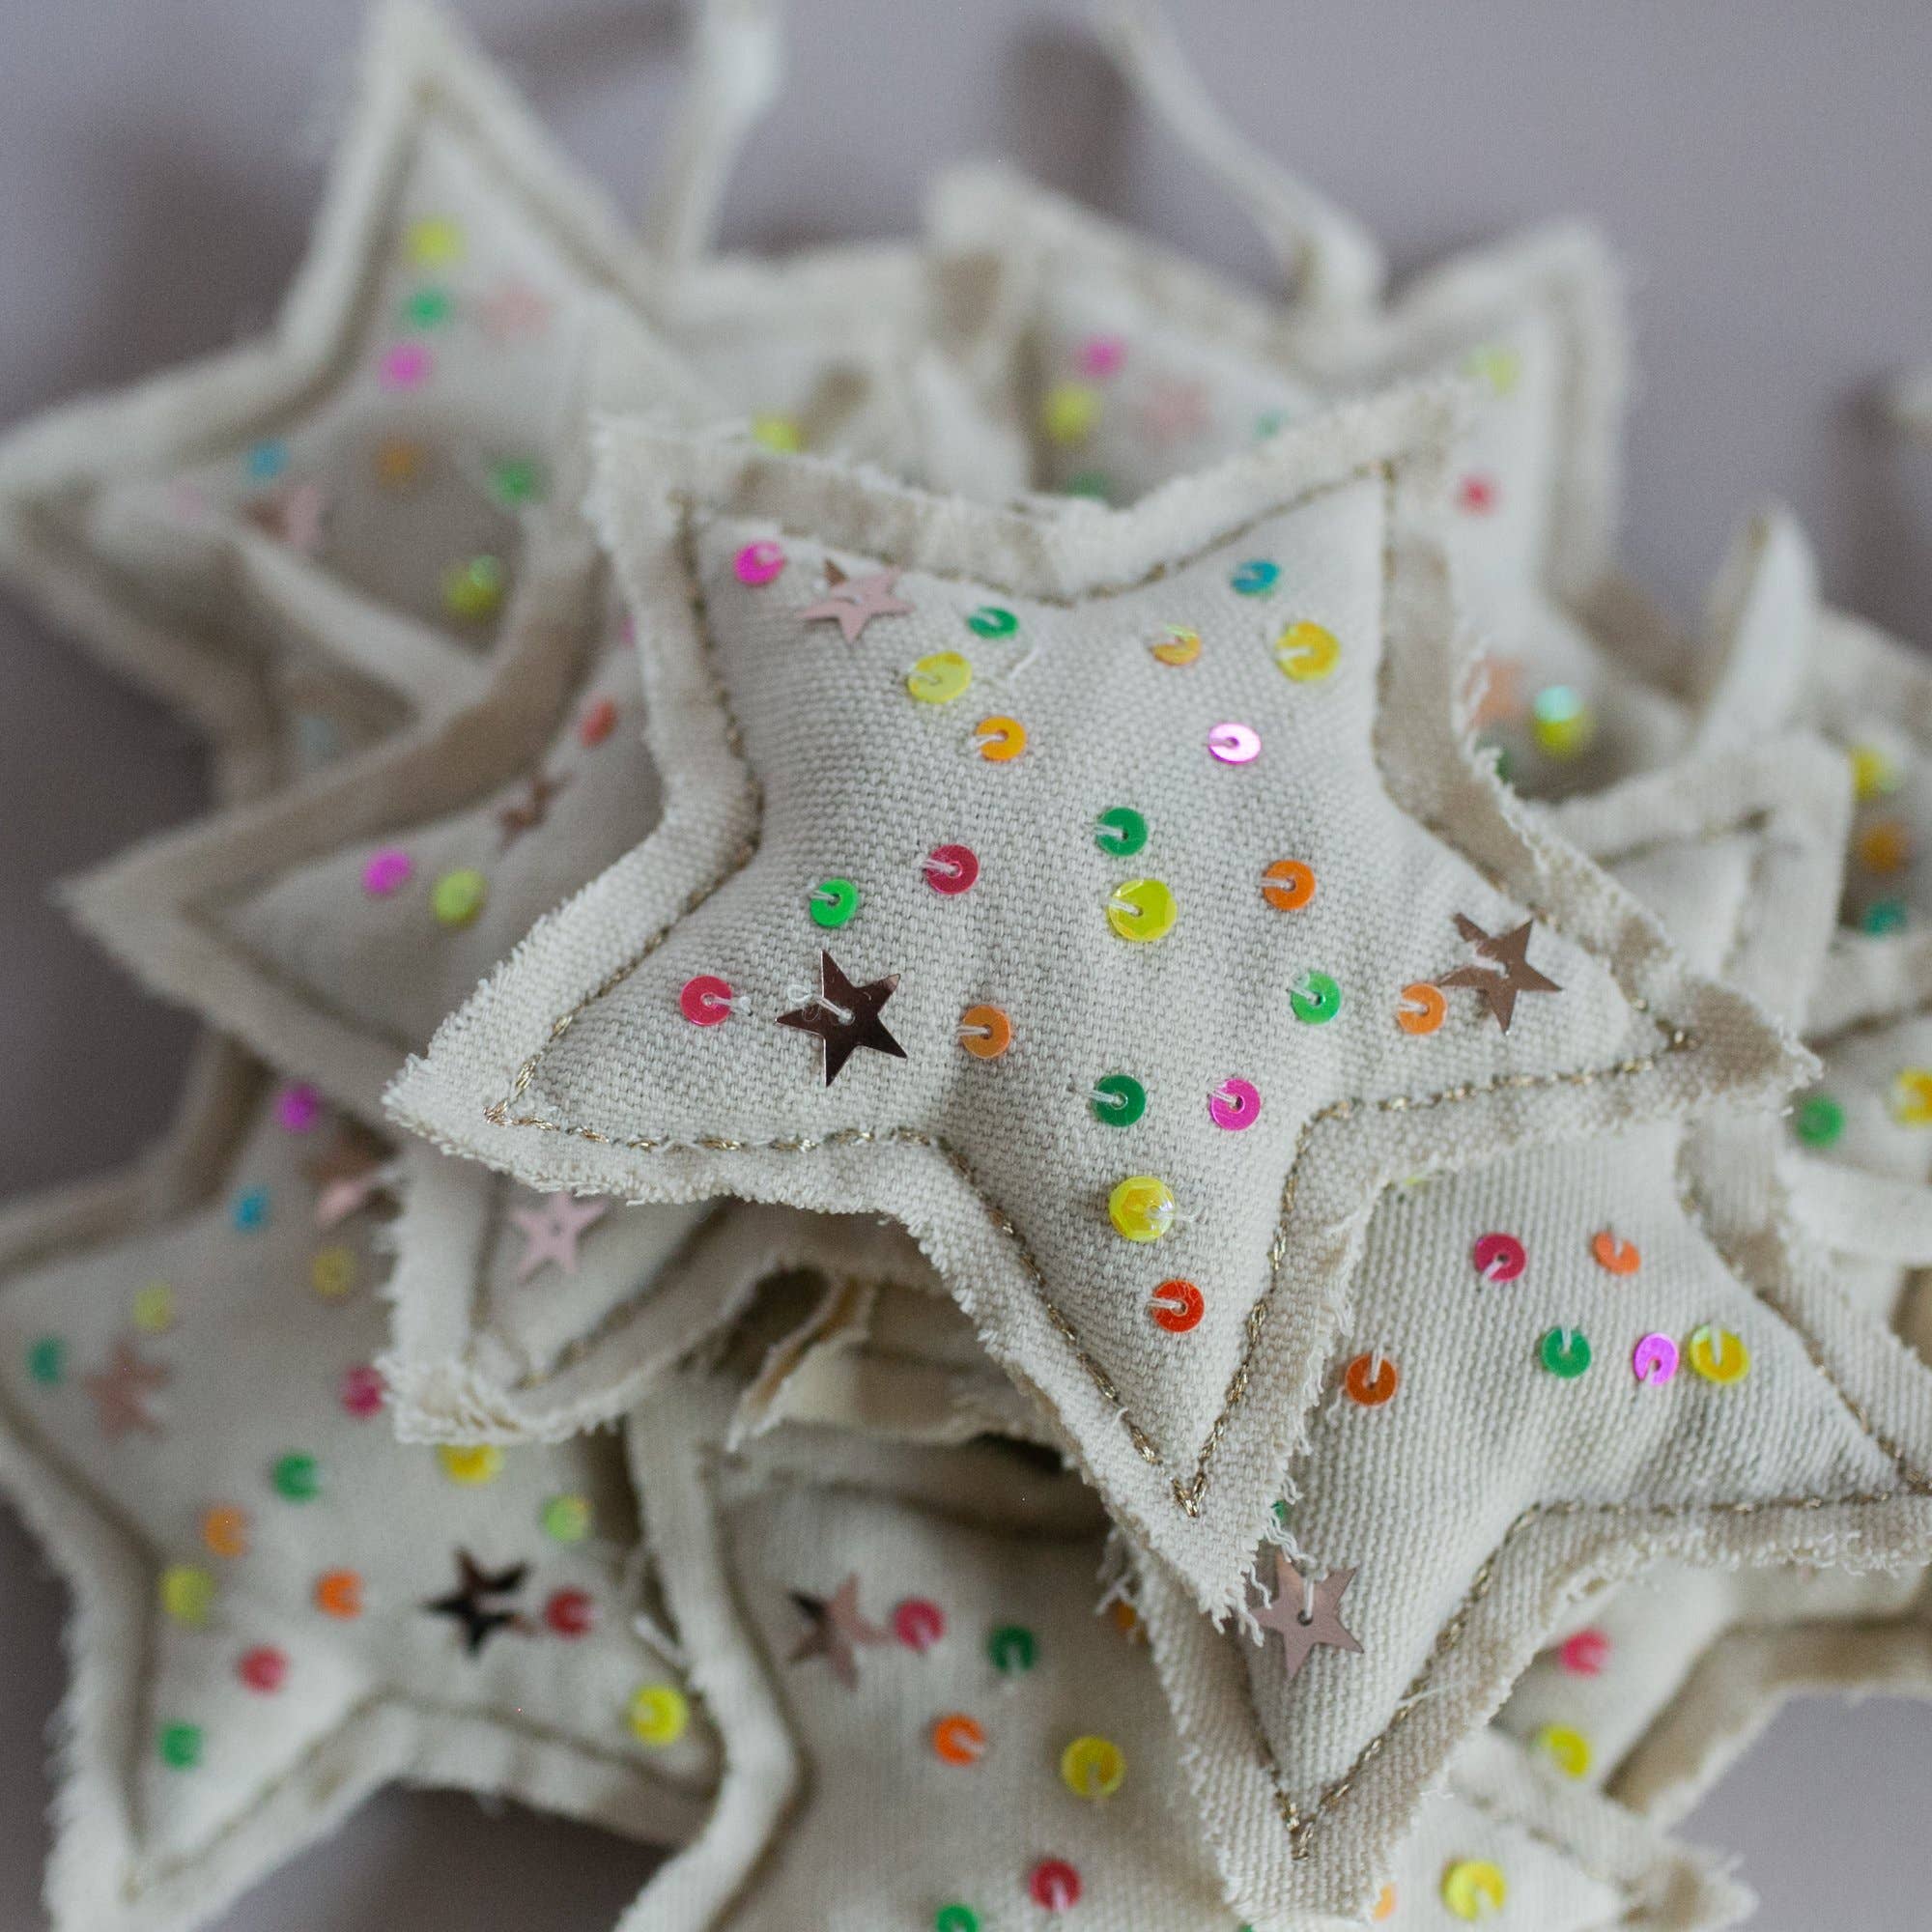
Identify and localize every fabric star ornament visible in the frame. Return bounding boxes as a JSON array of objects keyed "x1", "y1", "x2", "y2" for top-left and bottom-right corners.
[
  {"x1": 921, "y1": 9, "x2": 1819, "y2": 802},
  {"x1": 0, "y1": 1059, "x2": 714, "y2": 1932},
  {"x1": 1131, "y1": 733, "x2": 1932, "y2": 1918},
  {"x1": 390, "y1": 396, "x2": 1798, "y2": 1615},
  {"x1": 615, "y1": 1374, "x2": 1748, "y2": 1931},
  {"x1": 0, "y1": 0, "x2": 678, "y2": 794},
  {"x1": 382, "y1": 1160, "x2": 934, "y2": 1444}
]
